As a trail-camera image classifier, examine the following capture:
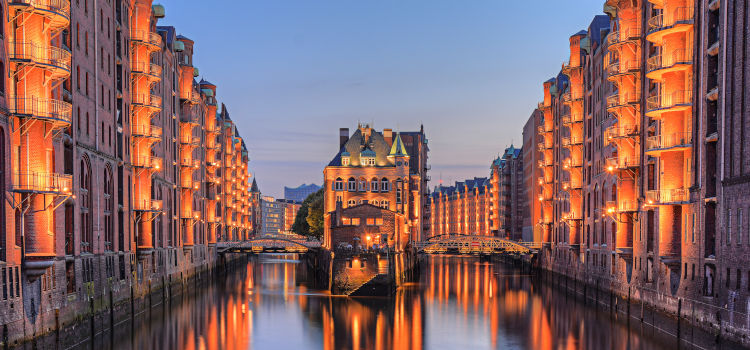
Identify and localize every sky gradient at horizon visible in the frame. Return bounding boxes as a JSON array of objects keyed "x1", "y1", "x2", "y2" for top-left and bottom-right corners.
[{"x1": 157, "y1": 0, "x2": 606, "y2": 198}]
